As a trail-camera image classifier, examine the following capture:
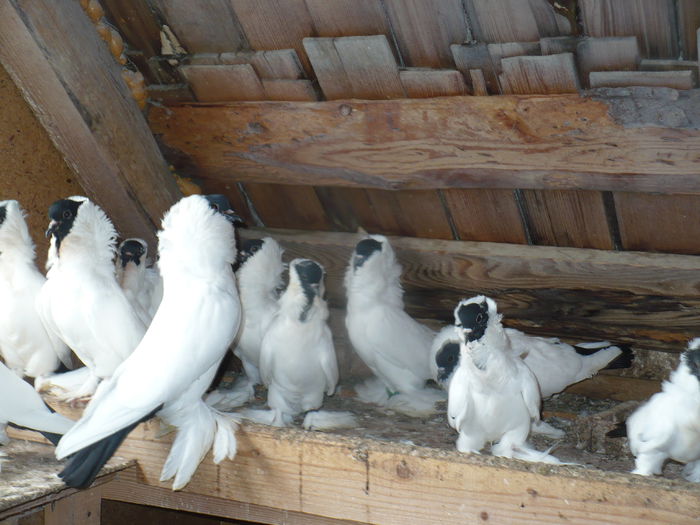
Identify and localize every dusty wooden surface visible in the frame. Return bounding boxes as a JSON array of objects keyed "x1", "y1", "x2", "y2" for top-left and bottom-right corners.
[{"x1": 148, "y1": 93, "x2": 700, "y2": 193}]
